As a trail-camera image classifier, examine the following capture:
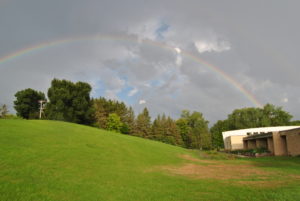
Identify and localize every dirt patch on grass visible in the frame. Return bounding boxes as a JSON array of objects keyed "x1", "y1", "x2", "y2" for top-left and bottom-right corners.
[
  {"x1": 161, "y1": 162, "x2": 271, "y2": 180},
  {"x1": 153, "y1": 154, "x2": 298, "y2": 187},
  {"x1": 179, "y1": 154, "x2": 219, "y2": 164}
]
